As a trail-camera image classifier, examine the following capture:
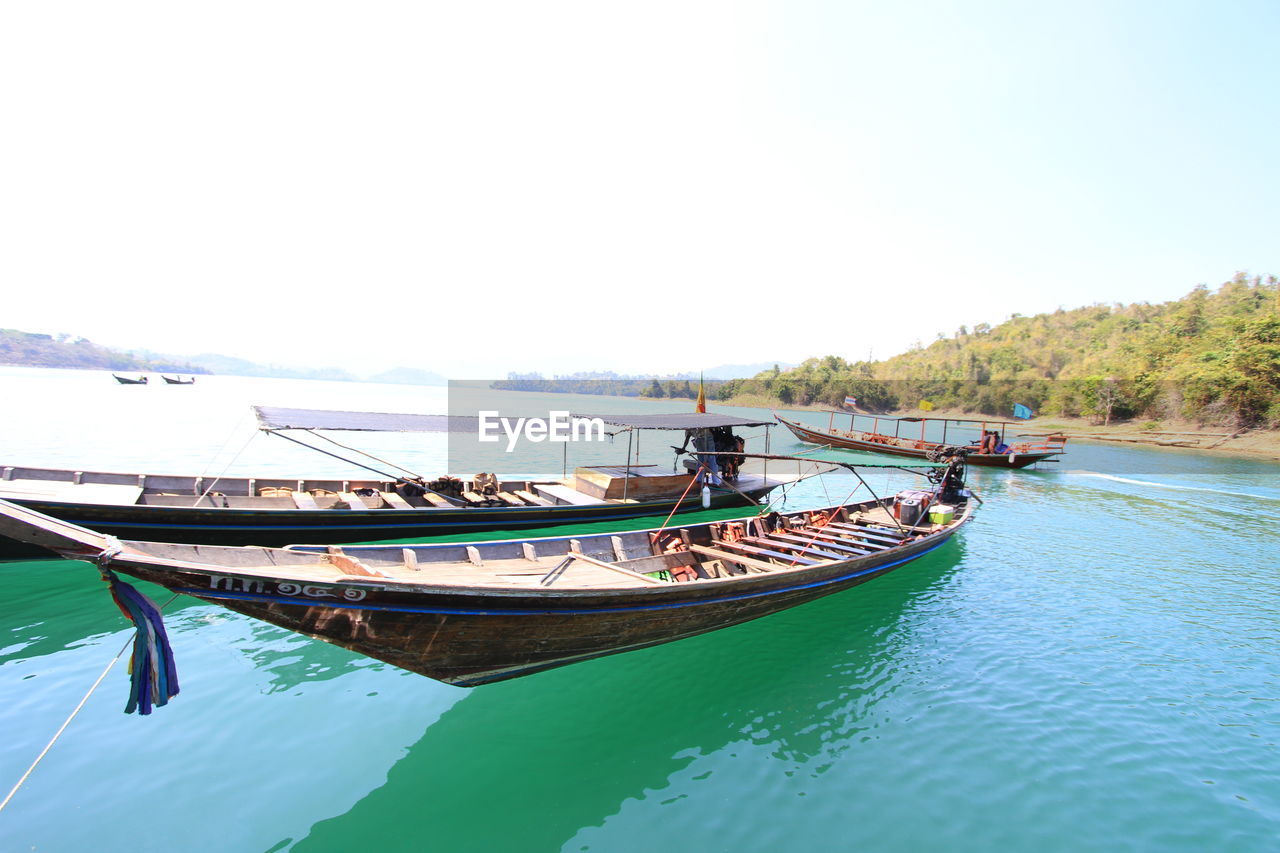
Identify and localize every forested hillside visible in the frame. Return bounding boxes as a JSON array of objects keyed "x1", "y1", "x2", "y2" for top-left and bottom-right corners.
[
  {"x1": 0, "y1": 329, "x2": 206, "y2": 373},
  {"x1": 718, "y1": 273, "x2": 1280, "y2": 427}
]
